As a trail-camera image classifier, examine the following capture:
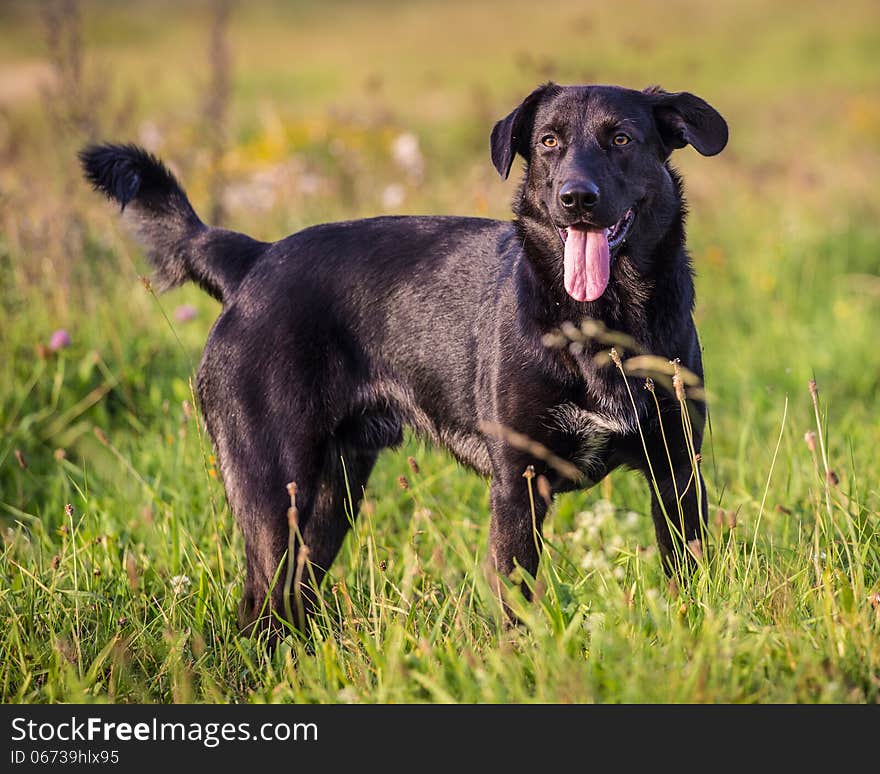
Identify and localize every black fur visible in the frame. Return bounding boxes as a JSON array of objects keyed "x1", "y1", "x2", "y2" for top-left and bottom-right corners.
[{"x1": 80, "y1": 83, "x2": 728, "y2": 637}]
